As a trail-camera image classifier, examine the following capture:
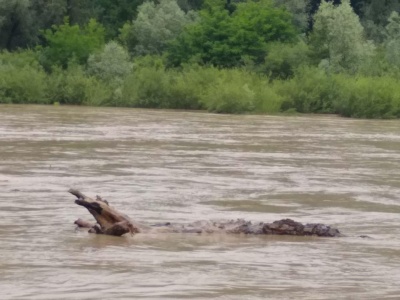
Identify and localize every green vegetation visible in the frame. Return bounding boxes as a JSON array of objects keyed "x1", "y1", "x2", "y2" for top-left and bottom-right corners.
[
  {"x1": 1, "y1": 0, "x2": 400, "y2": 119},
  {"x1": 167, "y1": 0, "x2": 296, "y2": 67},
  {"x1": 40, "y1": 18, "x2": 105, "y2": 69}
]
